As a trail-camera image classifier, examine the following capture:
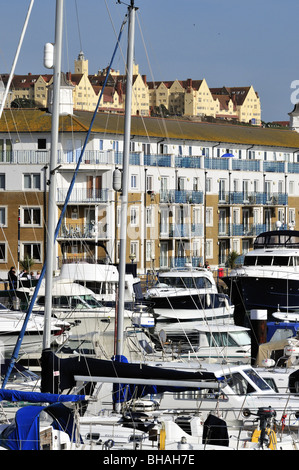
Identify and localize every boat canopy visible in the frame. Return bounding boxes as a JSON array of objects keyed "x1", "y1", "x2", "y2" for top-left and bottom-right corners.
[
  {"x1": 41, "y1": 350, "x2": 219, "y2": 403},
  {"x1": 253, "y1": 230, "x2": 299, "y2": 249},
  {"x1": 0, "y1": 403, "x2": 80, "y2": 450}
]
